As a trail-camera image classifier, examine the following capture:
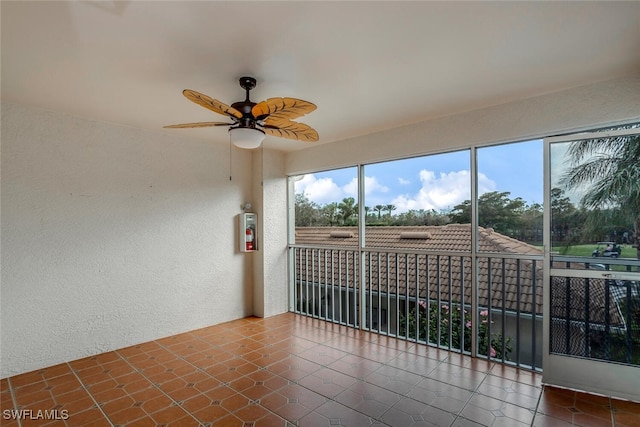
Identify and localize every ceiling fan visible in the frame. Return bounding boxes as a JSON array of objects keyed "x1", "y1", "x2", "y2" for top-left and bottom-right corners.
[{"x1": 164, "y1": 77, "x2": 318, "y2": 149}]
